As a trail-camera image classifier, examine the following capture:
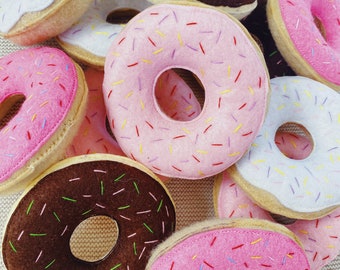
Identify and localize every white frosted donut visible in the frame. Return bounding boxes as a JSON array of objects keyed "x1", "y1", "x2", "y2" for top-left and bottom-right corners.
[
  {"x1": 103, "y1": 3, "x2": 269, "y2": 179},
  {"x1": 57, "y1": 0, "x2": 152, "y2": 68},
  {"x1": 230, "y1": 76, "x2": 340, "y2": 219}
]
